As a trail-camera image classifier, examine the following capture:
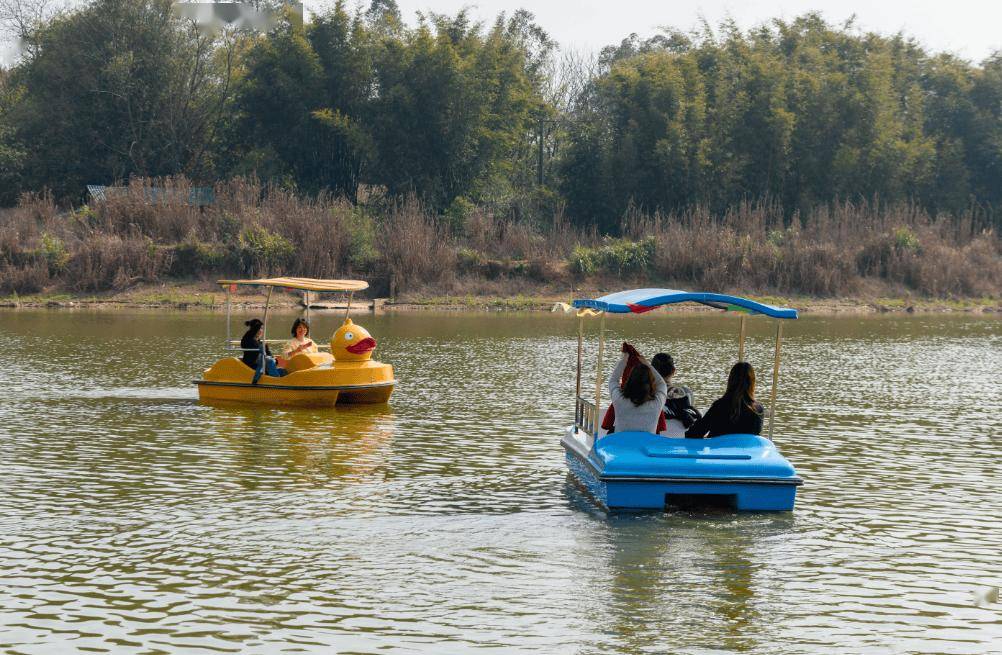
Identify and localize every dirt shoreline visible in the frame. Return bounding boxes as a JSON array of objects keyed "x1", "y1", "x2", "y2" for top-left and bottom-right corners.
[{"x1": 1, "y1": 283, "x2": 998, "y2": 315}]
